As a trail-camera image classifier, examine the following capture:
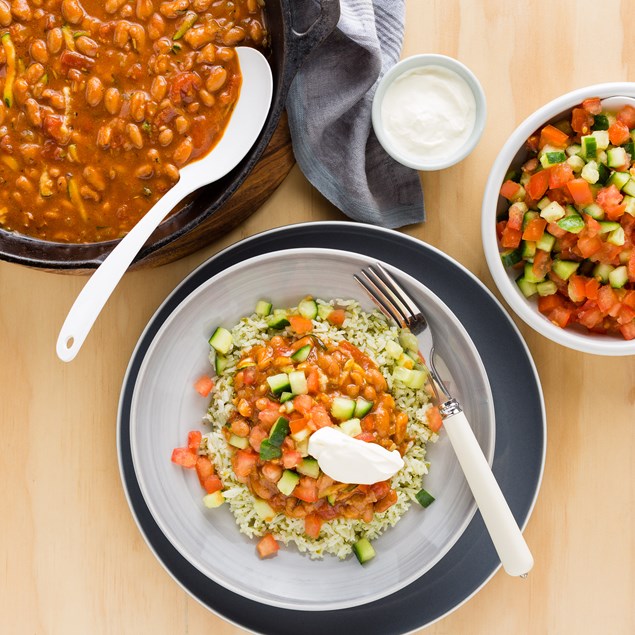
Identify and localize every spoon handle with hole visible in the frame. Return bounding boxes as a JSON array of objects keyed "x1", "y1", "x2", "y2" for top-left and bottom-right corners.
[{"x1": 56, "y1": 182, "x2": 189, "y2": 362}]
